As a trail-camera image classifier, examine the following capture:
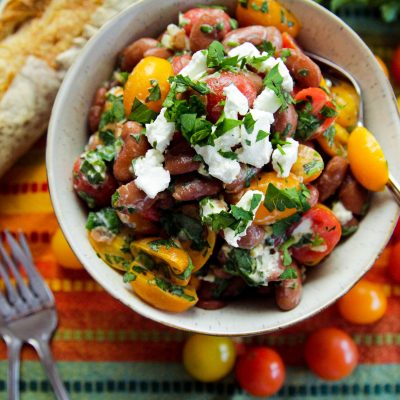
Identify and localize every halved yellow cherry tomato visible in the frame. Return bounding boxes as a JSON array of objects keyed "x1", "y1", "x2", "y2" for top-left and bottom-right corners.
[
  {"x1": 319, "y1": 78, "x2": 331, "y2": 93},
  {"x1": 374, "y1": 55, "x2": 389, "y2": 78},
  {"x1": 236, "y1": 0, "x2": 301, "y2": 37},
  {"x1": 128, "y1": 263, "x2": 198, "y2": 313},
  {"x1": 124, "y1": 56, "x2": 173, "y2": 114},
  {"x1": 89, "y1": 231, "x2": 133, "y2": 271},
  {"x1": 397, "y1": 96, "x2": 400, "y2": 111},
  {"x1": 348, "y1": 126, "x2": 389, "y2": 191},
  {"x1": 317, "y1": 123, "x2": 349, "y2": 157},
  {"x1": 291, "y1": 145, "x2": 324, "y2": 184},
  {"x1": 181, "y1": 229, "x2": 216, "y2": 272},
  {"x1": 131, "y1": 237, "x2": 191, "y2": 275},
  {"x1": 51, "y1": 228, "x2": 82, "y2": 269},
  {"x1": 331, "y1": 82, "x2": 359, "y2": 129},
  {"x1": 338, "y1": 280, "x2": 387, "y2": 324},
  {"x1": 248, "y1": 172, "x2": 300, "y2": 225}
]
